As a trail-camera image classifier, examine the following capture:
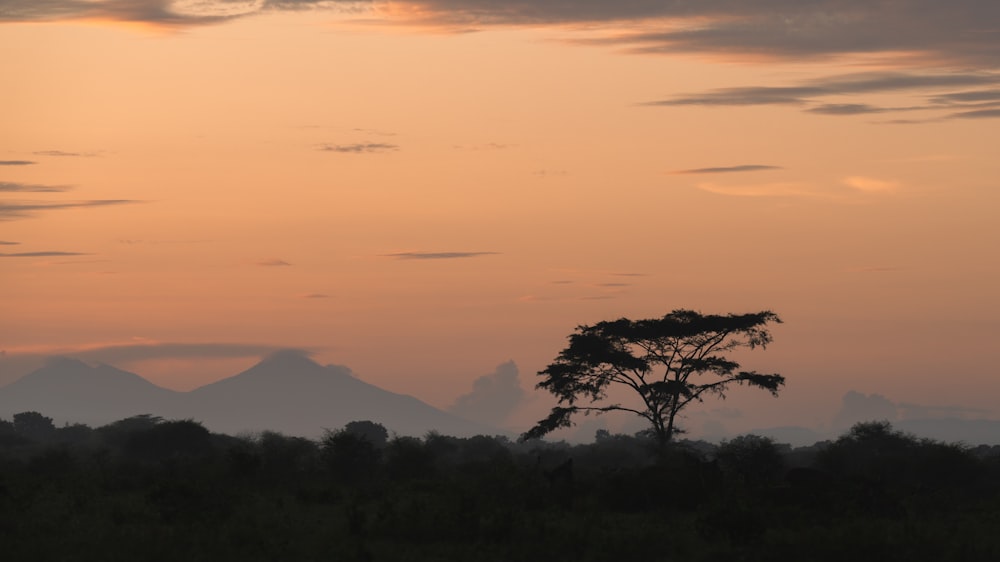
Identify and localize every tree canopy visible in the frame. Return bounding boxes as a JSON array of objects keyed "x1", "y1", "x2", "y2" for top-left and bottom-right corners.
[{"x1": 523, "y1": 309, "x2": 786, "y2": 446}]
